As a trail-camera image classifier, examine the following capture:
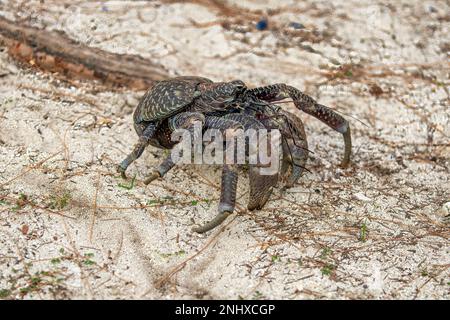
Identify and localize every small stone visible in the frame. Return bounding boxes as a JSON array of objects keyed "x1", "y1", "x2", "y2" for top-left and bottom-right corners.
[
  {"x1": 125, "y1": 95, "x2": 139, "y2": 108},
  {"x1": 289, "y1": 22, "x2": 305, "y2": 29},
  {"x1": 437, "y1": 202, "x2": 450, "y2": 222},
  {"x1": 441, "y1": 202, "x2": 450, "y2": 214},
  {"x1": 352, "y1": 192, "x2": 372, "y2": 202},
  {"x1": 256, "y1": 19, "x2": 268, "y2": 31},
  {"x1": 369, "y1": 84, "x2": 383, "y2": 97}
]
